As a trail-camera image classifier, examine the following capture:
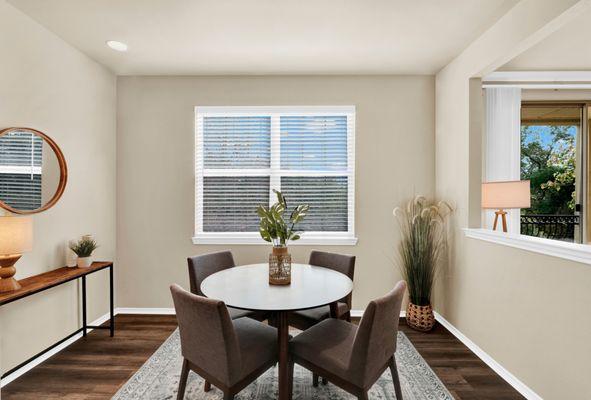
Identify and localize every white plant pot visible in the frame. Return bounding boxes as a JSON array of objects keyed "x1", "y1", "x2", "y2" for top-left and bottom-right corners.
[{"x1": 77, "y1": 257, "x2": 92, "y2": 268}]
